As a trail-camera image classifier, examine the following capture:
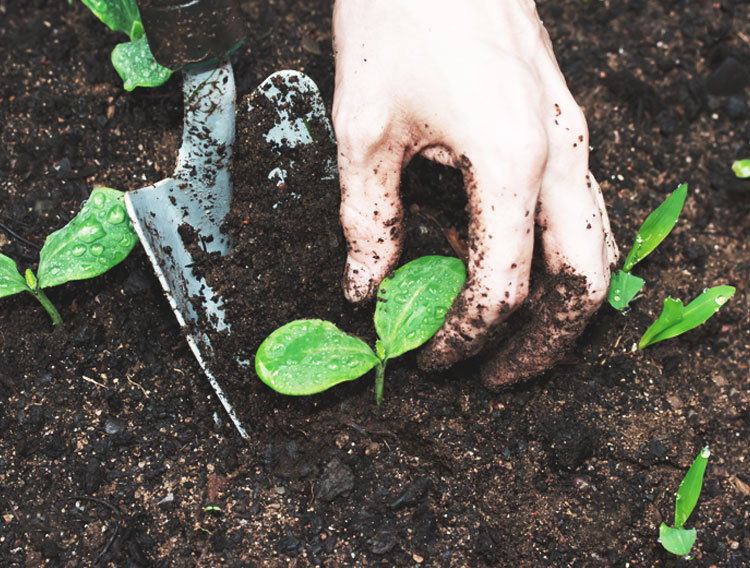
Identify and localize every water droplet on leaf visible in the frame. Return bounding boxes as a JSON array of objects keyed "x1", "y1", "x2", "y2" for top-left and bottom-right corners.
[
  {"x1": 107, "y1": 205, "x2": 127, "y2": 224},
  {"x1": 72, "y1": 245, "x2": 87, "y2": 256},
  {"x1": 90, "y1": 244, "x2": 104, "y2": 256},
  {"x1": 78, "y1": 219, "x2": 105, "y2": 243}
]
